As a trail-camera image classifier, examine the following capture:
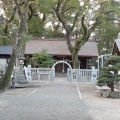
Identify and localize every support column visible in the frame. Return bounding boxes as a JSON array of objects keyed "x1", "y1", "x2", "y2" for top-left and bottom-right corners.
[{"x1": 62, "y1": 57, "x2": 64, "y2": 73}]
